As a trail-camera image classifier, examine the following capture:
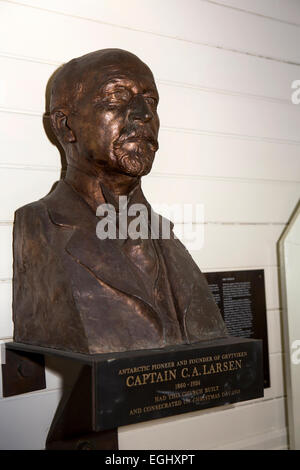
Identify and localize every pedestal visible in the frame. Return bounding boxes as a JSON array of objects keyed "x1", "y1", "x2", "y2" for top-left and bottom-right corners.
[{"x1": 2, "y1": 337, "x2": 263, "y2": 450}]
